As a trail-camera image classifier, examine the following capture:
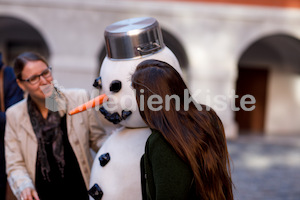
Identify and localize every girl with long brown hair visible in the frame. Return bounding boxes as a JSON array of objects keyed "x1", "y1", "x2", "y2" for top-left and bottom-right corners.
[{"x1": 131, "y1": 59, "x2": 233, "y2": 200}]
